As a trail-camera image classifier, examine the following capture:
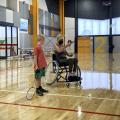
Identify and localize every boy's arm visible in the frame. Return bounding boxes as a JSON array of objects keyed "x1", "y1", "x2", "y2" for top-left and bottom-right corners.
[
  {"x1": 34, "y1": 48, "x2": 39, "y2": 70},
  {"x1": 34, "y1": 55, "x2": 38, "y2": 70}
]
